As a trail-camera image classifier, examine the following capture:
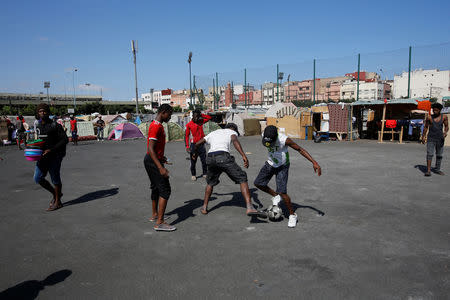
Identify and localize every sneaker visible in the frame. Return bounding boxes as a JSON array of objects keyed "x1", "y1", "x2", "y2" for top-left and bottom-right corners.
[
  {"x1": 288, "y1": 213, "x2": 298, "y2": 228},
  {"x1": 202, "y1": 174, "x2": 207, "y2": 179},
  {"x1": 154, "y1": 223, "x2": 176, "y2": 232},
  {"x1": 191, "y1": 176, "x2": 197, "y2": 181},
  {"x1": 271, "y1": 195, "x2": 281, "y2": 206}
]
